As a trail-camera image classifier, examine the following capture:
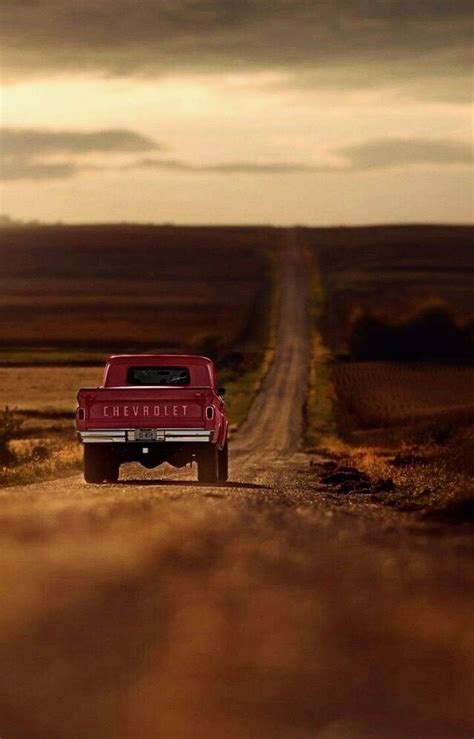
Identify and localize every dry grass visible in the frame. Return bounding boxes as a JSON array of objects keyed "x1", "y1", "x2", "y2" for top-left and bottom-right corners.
[
  {"x1": 0, "y1": 439, "x2": 82, "y2": 486},
  {"x1": 346, "y1": 427, "x2": 474, "y2": 520},
  {"x1": 0, "y1": 366, "x2": 103, "y2": 414},
  {"x1": 323, "y1": 358, "x2": 474, "y2": 522},
  {"x1": 304, "y1": 249, "x2": 341, "y2": 450}
]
